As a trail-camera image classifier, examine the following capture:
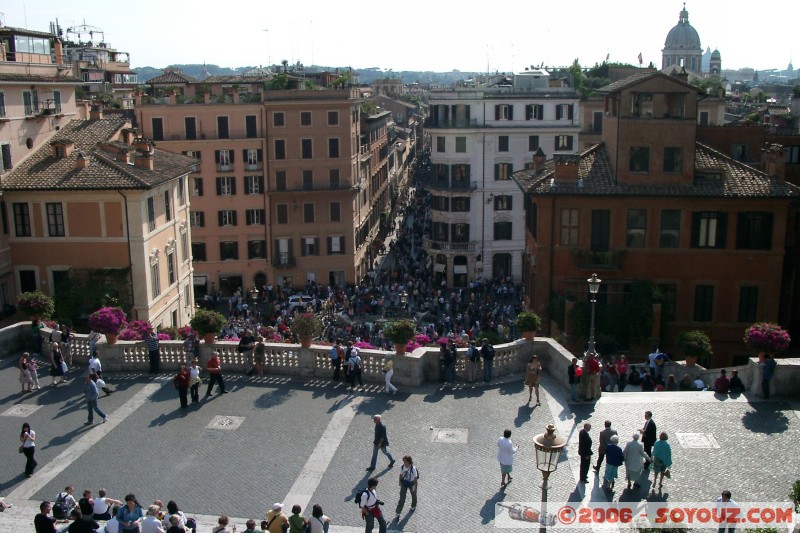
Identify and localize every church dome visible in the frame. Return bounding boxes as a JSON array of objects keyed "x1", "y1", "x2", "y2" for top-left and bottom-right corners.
[
  {"x1": 664, "y1": 5, "x2": 701, "y2": 50},
  {"x1": 711, "y1": 49, "x2": 721, "y2": 59}
]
